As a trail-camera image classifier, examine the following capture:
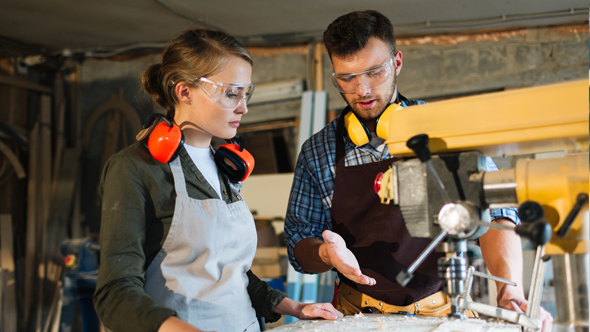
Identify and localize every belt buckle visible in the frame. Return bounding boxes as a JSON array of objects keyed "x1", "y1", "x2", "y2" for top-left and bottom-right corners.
[
  {"x1": 390, "y1": 311, "x2": 415, "y2": 316},
  {"x1": 362, "y1": 306, "x2": 382, "y2": 314}
]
